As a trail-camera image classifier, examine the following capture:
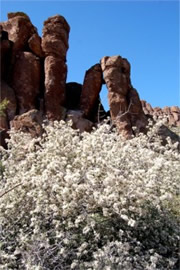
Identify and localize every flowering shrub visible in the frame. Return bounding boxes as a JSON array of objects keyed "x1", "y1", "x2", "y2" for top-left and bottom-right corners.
[{"x1": 0, "y1": 120, "x2": 179, "y2": 269}]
